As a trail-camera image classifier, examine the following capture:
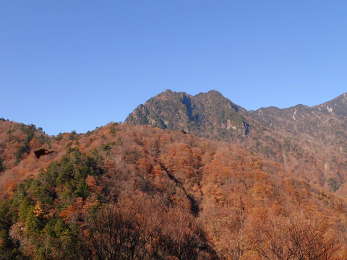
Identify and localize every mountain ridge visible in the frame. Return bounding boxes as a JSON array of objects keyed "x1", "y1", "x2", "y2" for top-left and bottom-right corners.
[
  {"x1": 126, "y1": 89, "x2": 250, "y2": 139},
  {"x1": 126, "y1": 89, "x2": 347, "y2": 195}
]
